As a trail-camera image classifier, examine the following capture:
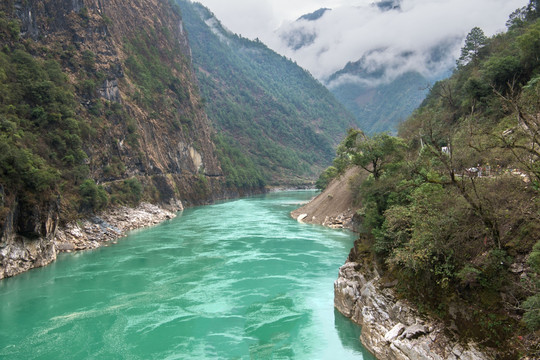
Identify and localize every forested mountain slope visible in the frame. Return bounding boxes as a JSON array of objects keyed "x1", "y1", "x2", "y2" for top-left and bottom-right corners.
[
  {"x1": 177, "y1": 0, "x2": 356, "y2": 186},
  {"x1": 0, "y1": 0, "x2": 227, "y2": 278},
  {"x1": 328, "y1": 66, "x2": 432, "y2": 134},
  {"x1": 322, "y1": 1, "x2": 540, "y2": 357}
]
